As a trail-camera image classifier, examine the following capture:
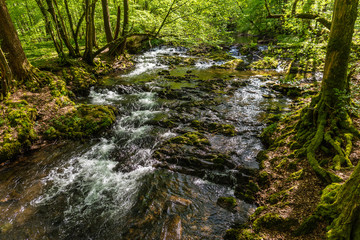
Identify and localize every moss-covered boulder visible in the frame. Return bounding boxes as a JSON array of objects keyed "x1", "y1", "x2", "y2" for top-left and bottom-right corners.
[
  {"x1": 217, "y1": 196, "x2": 237, "y2": 212},
  {"x1": 234, "y1": 180, "x2": 260, "y2": 203},
  {"x1": 191, "y1": 120, "x2": 236, "y2": 136},
  {"x1": 224, "y1": 228, "x2": 261, "y2": 240},
  {"x1": 253, "y1": 213, "x2": 297, "y2": 232},
  {"x1": 219, "y1": 59, "x2": 249, "y2": 71},
  {"x1": 0, "y1": 102, "x2": 38, "y2": 162},
  {"x1": 250, "y1": 57, "x2": 279, "y2": 69},
  {"x1": 44, "y1": 104, "x2": 117, "y2": 139}
]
